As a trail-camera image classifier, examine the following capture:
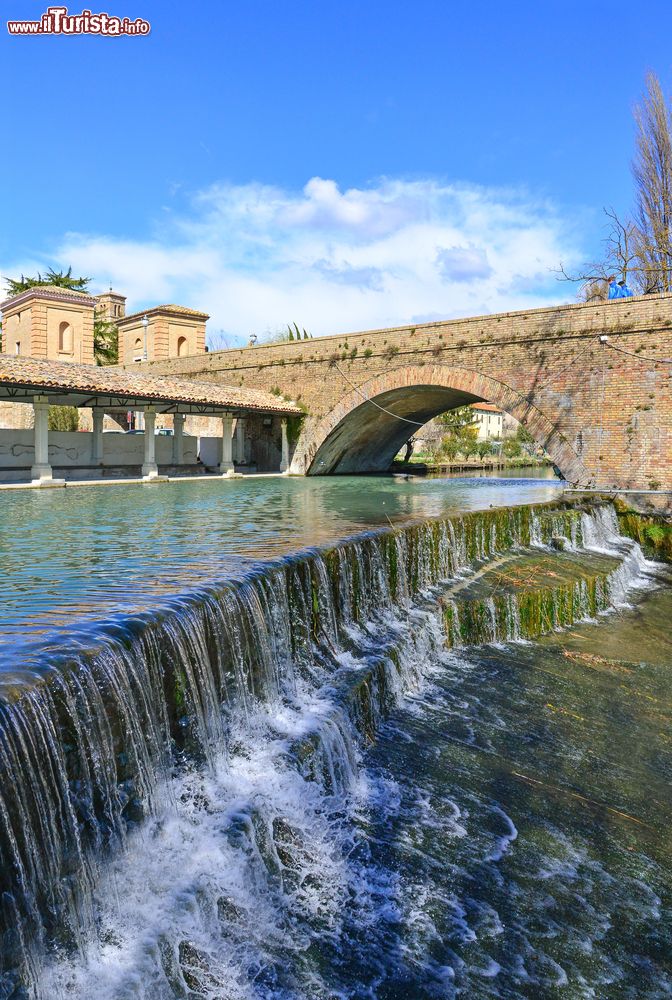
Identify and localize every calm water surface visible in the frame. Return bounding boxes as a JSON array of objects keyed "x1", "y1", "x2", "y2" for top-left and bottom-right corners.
[{"x1": 0, "y1": 472, "x2": 561, "y2": 655}]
